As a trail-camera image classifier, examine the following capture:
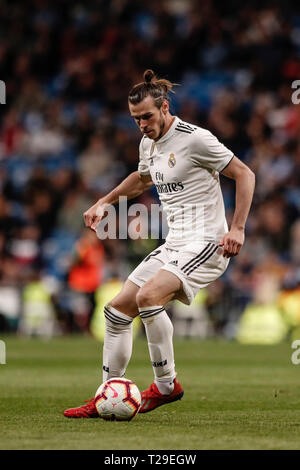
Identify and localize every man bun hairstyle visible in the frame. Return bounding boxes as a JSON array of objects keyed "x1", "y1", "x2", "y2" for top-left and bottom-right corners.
[
  {"x1": 144, "y1": 69, "x2": 155, "y2": 83},
  {"x1": 128, "y1": 69, "x2": 177, "y2": 108}
]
